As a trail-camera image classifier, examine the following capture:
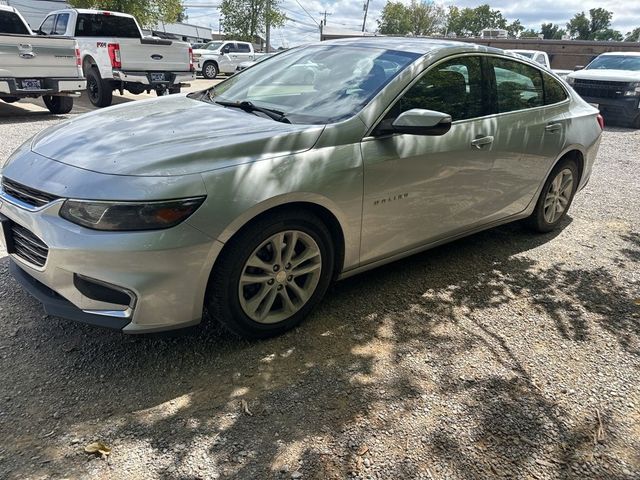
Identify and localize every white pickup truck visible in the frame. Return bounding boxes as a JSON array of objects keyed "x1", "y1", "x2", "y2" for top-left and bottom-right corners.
[
  {"x1": 0, "y1": 5, "x2": 85, "y2": 114},
  {"x1": 567, "y1": 52, "x2": 640, "y2": 128},
  {"x1": 38, "y1": 9, "x2": 195, "y2": 107},
  {"x1": 193, "y1": 40, "x2": 264, "y2": 79},
  {"x1": 505, "y1": 49, "x2": 572, "y2": 79}
]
